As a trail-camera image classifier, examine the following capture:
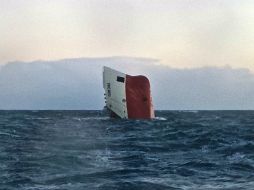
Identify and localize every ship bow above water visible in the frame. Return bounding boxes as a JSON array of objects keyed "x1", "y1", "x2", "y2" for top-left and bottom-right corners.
[{"x1": 103, "y1": 66, "x2": 155, "y2": 119}]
